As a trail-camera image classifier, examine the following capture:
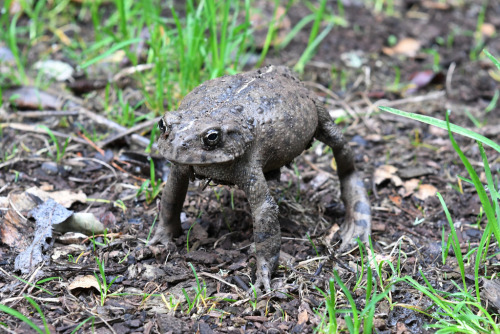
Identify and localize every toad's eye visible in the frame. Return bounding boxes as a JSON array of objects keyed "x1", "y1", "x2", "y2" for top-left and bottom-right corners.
[
  {"x1": 158, "y1": 119, "x2": 169, "y2": 137},
  {"x1": 202, "y1": 129, "x2": 221, "y2": 147}
]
